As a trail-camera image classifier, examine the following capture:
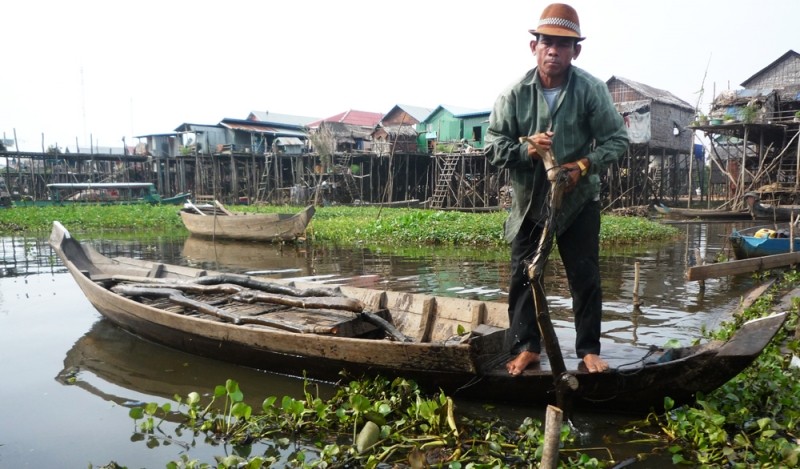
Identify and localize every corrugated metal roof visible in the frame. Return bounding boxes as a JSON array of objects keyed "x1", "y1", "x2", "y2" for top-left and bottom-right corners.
[
  {"x1": 437, "y1": 104, "x2": 490, "y2": 117},
  {"x1": 133, "y1": 132, "x2": 178, "y2": 138},
  {"x1": 275, "y1": 137, "x2": 304, "y2": 146},
  {"x1": 173, "y1": 123, "x2": 223, "y2": 132},
  {"x1": 423, "y1": 105, "x2": 492, "y2": 122},
  {"x1": 392, "y1": 104, "x2": 435, "y2": 123},
  {"x1": 308, "y1": 109, "x2": 384, "y2": 128},
  {"x1": 247, "y1": 111, "x2": 319, "y2": 126},
  {"x1": 221, "y1": 121, "x2": 278, "y2": 133},
  {"x1": 219, "y1": 120, "x2": 307, "y2": 138},
  {"x1": 274, "y1": 129, "x2": 307, "y2": 138}
]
